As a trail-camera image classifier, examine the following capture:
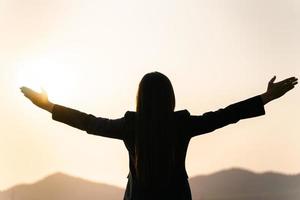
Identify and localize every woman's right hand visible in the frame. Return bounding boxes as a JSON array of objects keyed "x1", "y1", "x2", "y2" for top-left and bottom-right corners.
[{"x1": 20, "y1": 87, "x2": 54, "y2": 112}]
